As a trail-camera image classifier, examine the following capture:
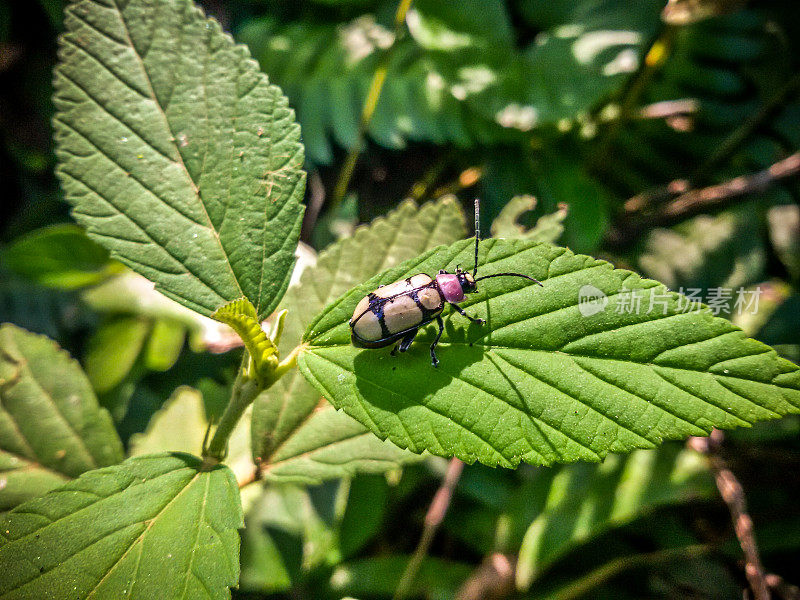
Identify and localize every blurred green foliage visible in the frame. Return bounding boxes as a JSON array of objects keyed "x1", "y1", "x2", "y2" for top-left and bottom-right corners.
[{"x1": 1, "y1": 0, "x2": 799, "y2": 598}]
